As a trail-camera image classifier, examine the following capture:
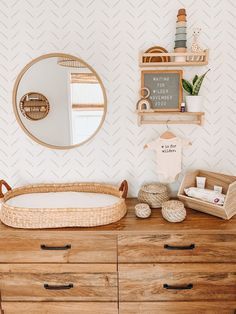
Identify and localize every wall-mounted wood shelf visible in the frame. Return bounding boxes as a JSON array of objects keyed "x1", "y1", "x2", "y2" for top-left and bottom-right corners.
[
  {"x1": 137, "y1": 111, "x2": 204, "y2": 126},
  {"x1": 139, "y1": 50, "x2": 209, "y2": 67}
]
